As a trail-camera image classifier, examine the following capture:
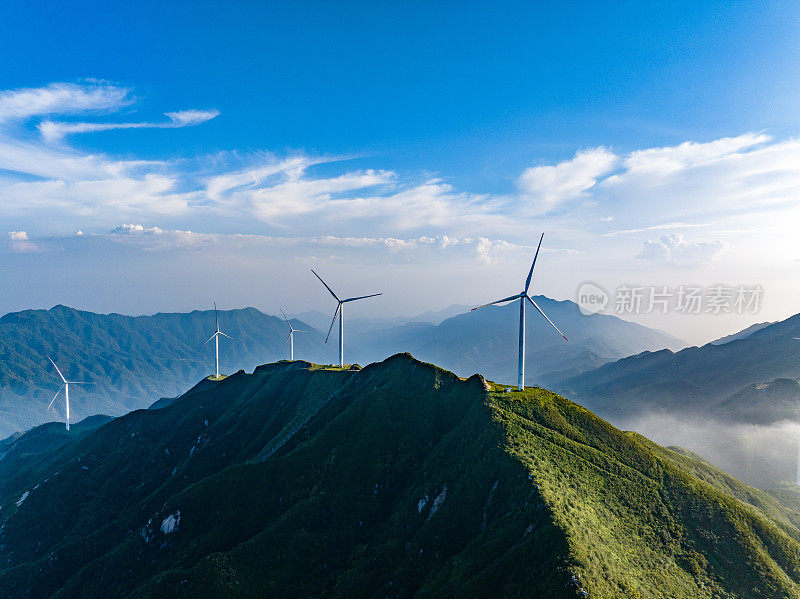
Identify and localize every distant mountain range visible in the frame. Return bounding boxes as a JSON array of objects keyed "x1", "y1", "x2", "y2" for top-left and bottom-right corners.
[
  {"x1": 711, "y1": 321, "x2": 774, "y2": 345},
  {"x1": 1, "y1": 355, "x2": 800, "y2": 597},
  {"x1": 0, "y1": 305, "x2": 334, "y2": 437},
  {"x1": 558, "y1": 312, "x2": 800, "y2": 425},
  {"x1": 292, "y1": 303, "x2": 472, "y2": 334},
  {"x1": 0, "y1": 302, "x2": 683, "y2": 437},
  {"x1": 350, "y1": 296, "x2": 685, "y2": 386}
]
